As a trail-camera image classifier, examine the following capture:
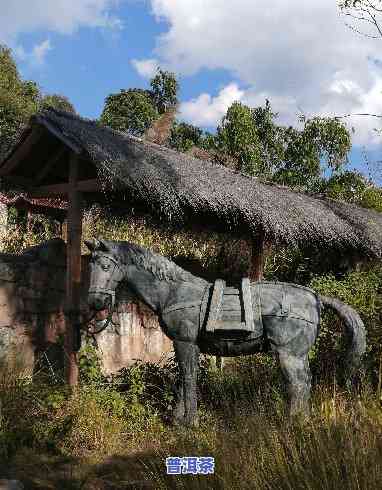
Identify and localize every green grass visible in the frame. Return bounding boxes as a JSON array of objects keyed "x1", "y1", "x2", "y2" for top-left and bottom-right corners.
[{"x1": 0, "y1": 357, "x2": 381, "y2": 490}]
